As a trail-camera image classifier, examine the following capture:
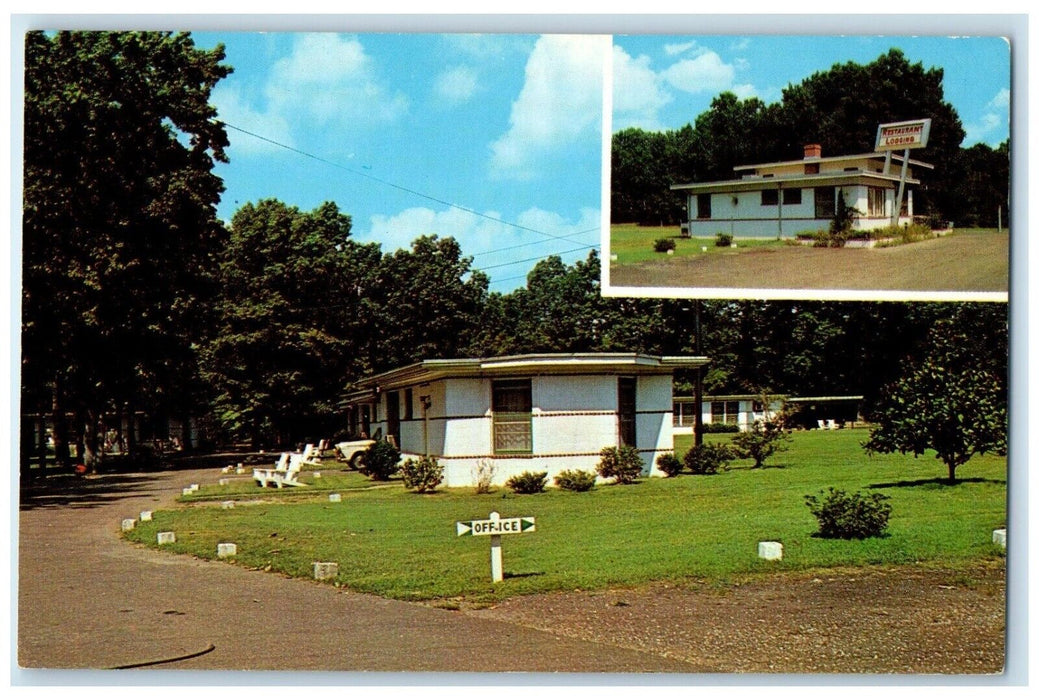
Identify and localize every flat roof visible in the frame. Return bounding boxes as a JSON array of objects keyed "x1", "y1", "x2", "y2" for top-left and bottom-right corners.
[
  {"x1": 671, "y1": 169, "x2": 919, "y2": 193},
  {"x1": 732, "y1": 151, "x2": 933, "y2": 173},
  {"x1": 348, "y1": 353, "x2": 711, "y2": 397}
]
